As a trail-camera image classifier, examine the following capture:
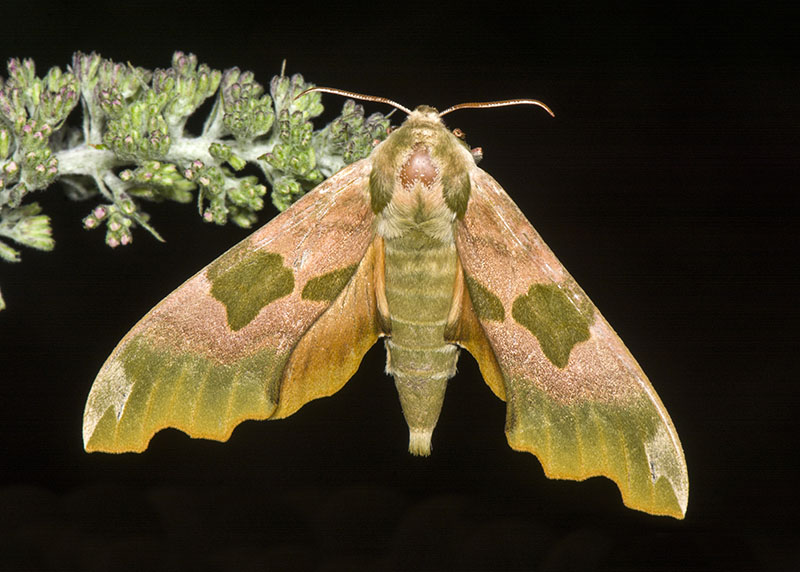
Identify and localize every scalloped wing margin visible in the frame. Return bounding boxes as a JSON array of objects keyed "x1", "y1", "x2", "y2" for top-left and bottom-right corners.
[
  {"x1": 452, "y1": 166, "x2": 688, "y2": 518},
  {"x1": 83, "y1": 159, "x2": 384, "y2": 452}
]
